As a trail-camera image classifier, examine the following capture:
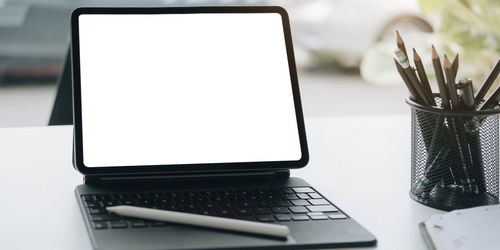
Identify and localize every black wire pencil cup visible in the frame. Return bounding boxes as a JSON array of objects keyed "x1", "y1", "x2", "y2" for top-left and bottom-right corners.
[
  {"x1": 394, "y1": 31, "x2": 500, "y2": 211},
  {"x1": 408, "y1": 97, "x2": 499, "y2": 210}
]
